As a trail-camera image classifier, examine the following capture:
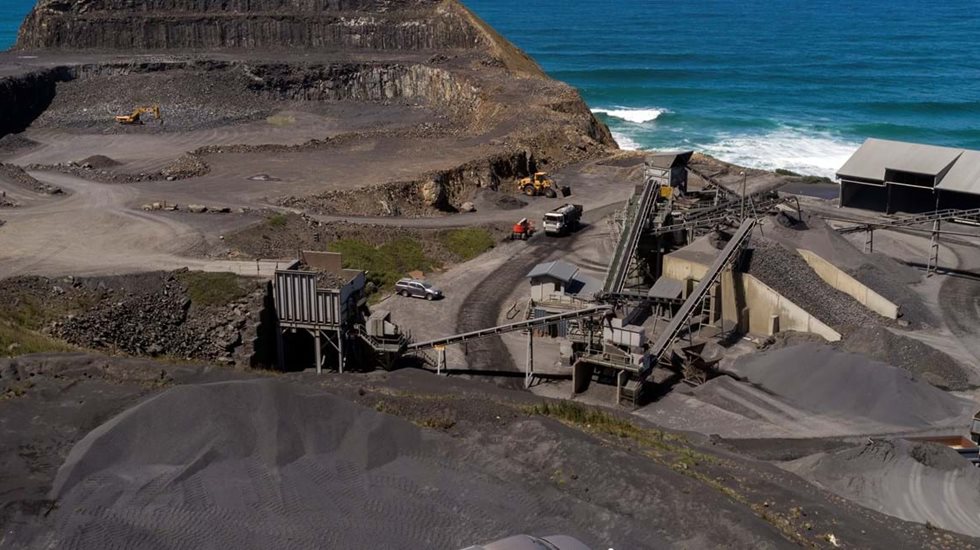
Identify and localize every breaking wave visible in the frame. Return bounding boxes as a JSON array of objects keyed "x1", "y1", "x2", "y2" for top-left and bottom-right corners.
[
  {"x1": 699, "y1": 129, "x2": 860, "y2": 179},
  {"x1": 592, "y1": 107, "x2": 668, "y2": 124}
]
